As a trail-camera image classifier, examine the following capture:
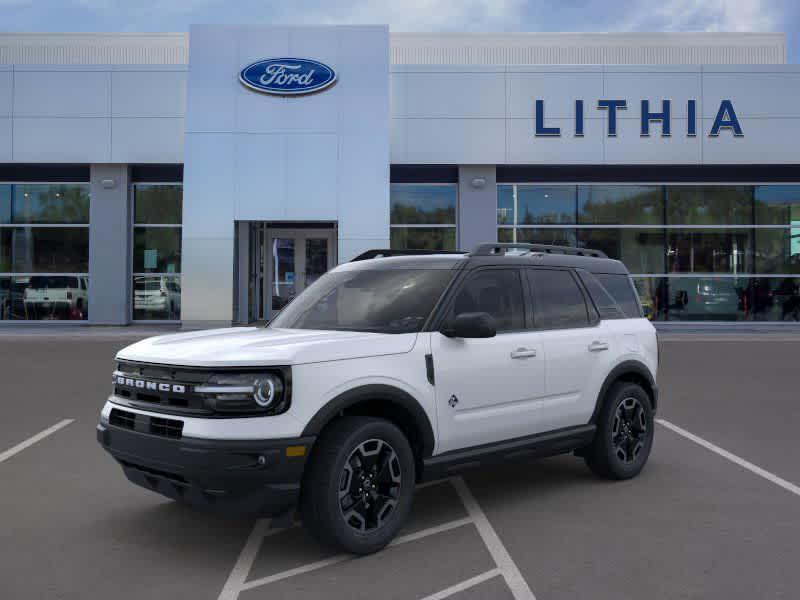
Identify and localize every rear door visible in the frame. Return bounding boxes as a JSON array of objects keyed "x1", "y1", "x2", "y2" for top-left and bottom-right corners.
[
  {"x1": 526, "y1": 268, "x2": 617, "y2": 432},
  {"x1": 431, "y1": 267, "x2": 546, "y2": 453}
]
